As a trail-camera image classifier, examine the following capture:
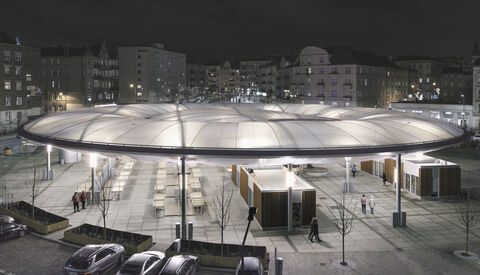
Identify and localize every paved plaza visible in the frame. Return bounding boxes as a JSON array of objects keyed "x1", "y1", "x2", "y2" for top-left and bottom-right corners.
[{"x1": 1, "y1": 147, "x2": 480, "y2": 273}]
